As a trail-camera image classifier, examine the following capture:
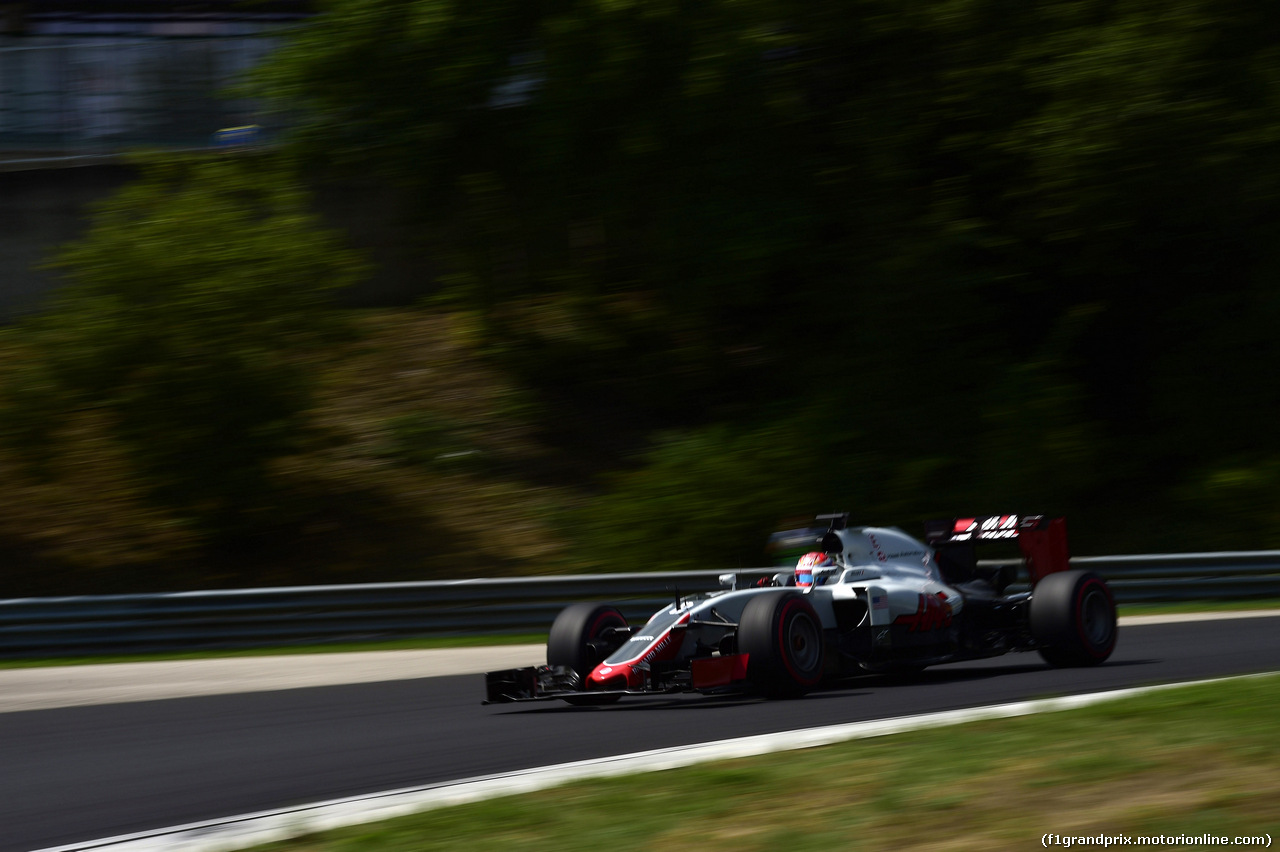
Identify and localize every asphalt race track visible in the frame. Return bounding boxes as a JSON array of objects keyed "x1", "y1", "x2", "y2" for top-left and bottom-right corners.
[{"x1": 3, "y1": 617, "x2": 1278, "y2": 852}]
